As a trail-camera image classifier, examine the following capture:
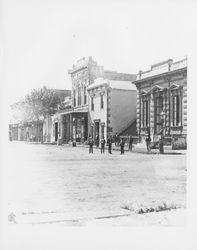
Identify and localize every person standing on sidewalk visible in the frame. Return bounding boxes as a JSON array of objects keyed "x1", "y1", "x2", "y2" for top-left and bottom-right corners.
[
  {"x1": 145, "y1": 136, "x2": 151, "y2": 153},
  {"x1": 88, "y1": 136, "x2": 93, "y2": 154},
  {"x1": 120, "y1": 138, "x2": 125, "y2": 155},
  {"x1": 129, "y1": 135, "x2": 133, "y2": 151},
  {"x1": 145, "y1": 126, "x2": 151, "y2": 153},
  {"x1": 100, "y1": 136, "x2": 106, "y2": 154},
  {"x1": 107, "y1": 136, "x2": 112, "y2": 154}
]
